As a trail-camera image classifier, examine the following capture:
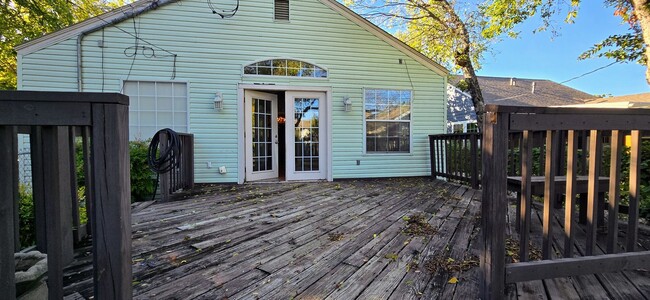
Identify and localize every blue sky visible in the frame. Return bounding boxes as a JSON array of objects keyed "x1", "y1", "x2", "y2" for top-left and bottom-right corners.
[{"x1": 478, "y1": 2, "x2": 650, "y2": 96}]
